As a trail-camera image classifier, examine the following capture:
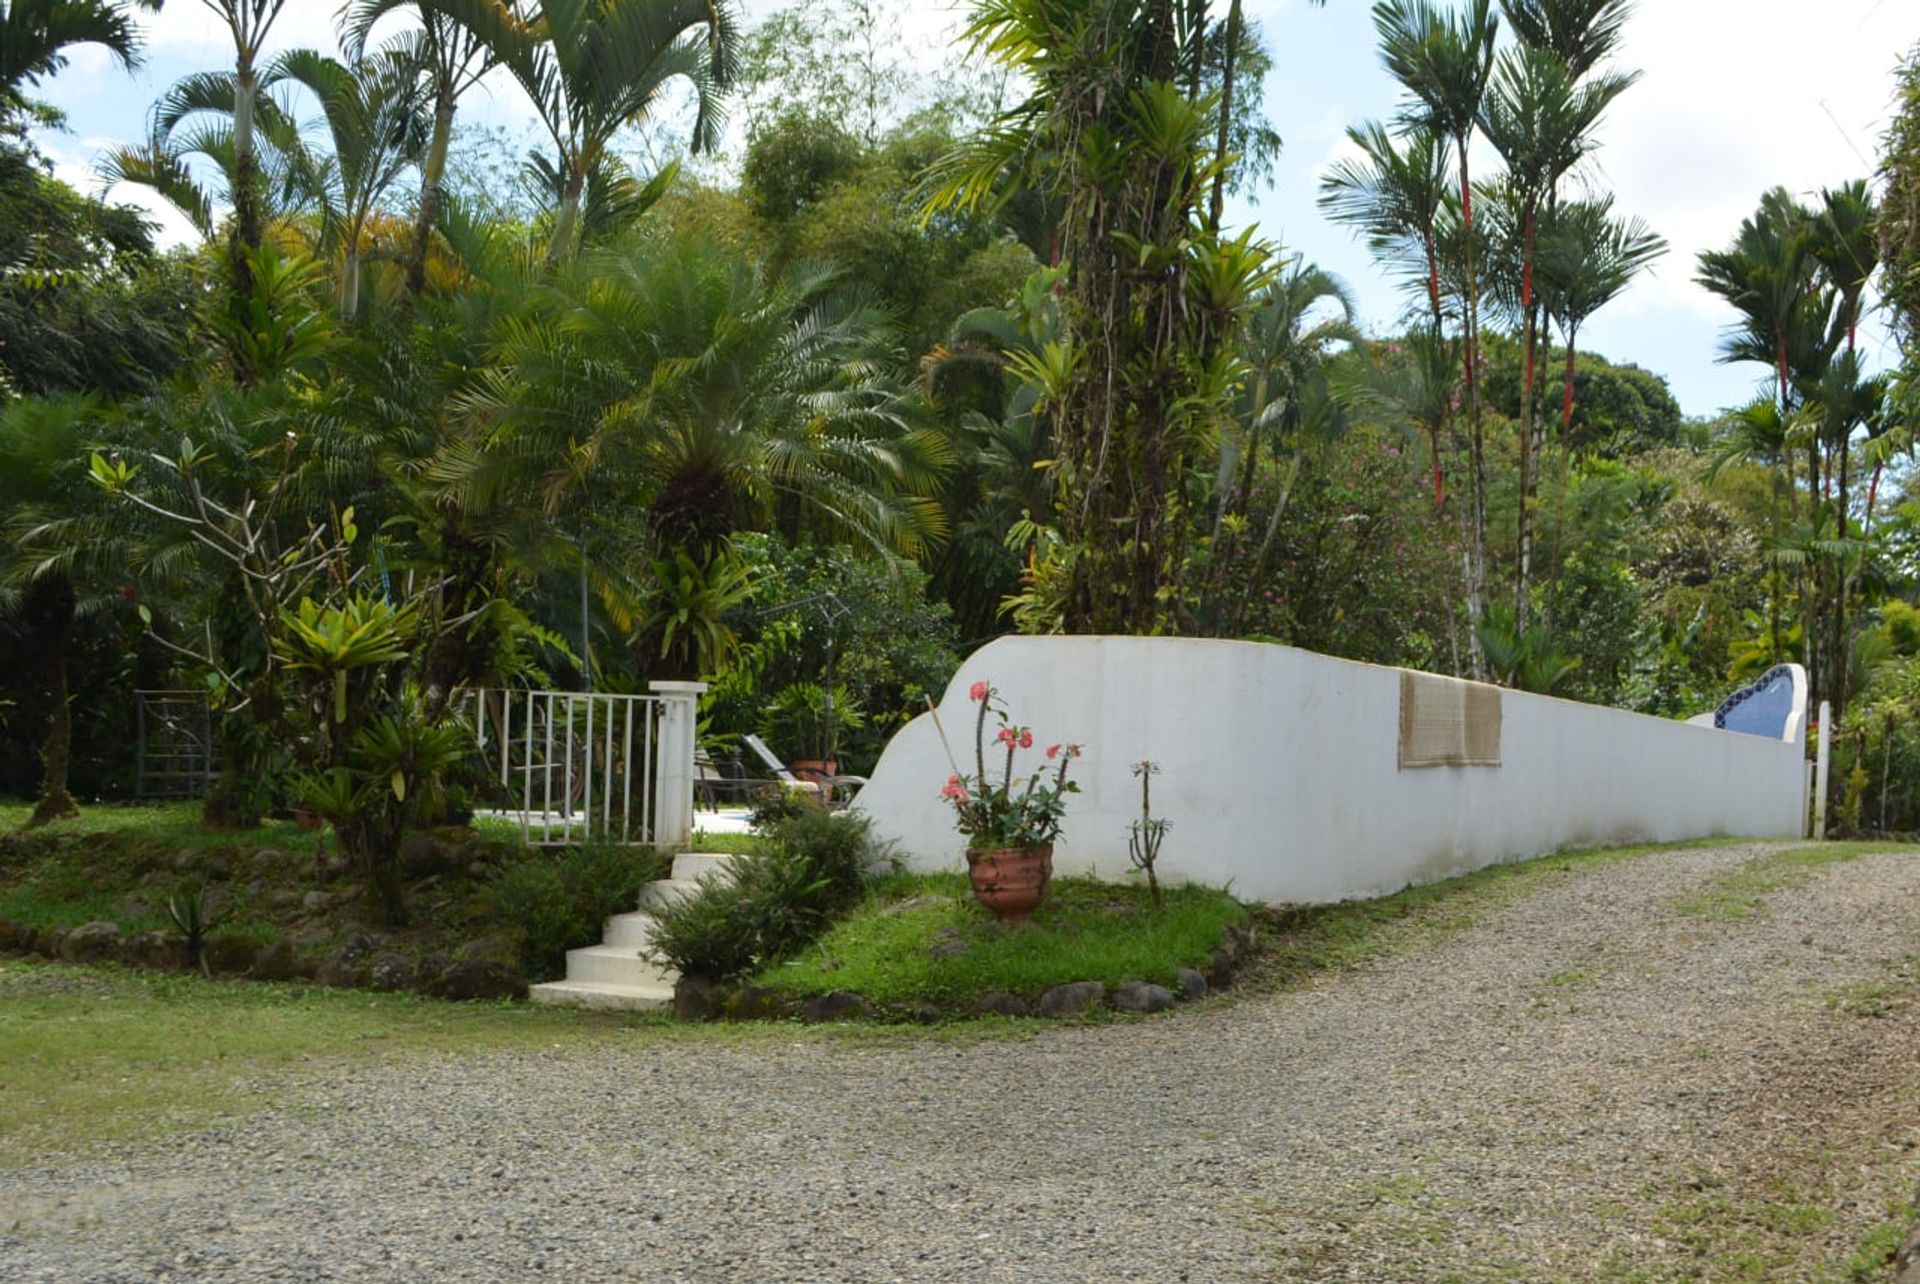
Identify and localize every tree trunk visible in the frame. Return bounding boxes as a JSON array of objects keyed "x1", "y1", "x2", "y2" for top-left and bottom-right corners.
[
  {"x1": 1205, "y1": 0, "x2": 1243, "y2": 234},
  {"x1": 546, "y1": 163, "x2": 588, "y2": 268},
  {"x1": 26, "y1": 575, "x2": 79, "y2": 828},
  {"x1": 228, "y1": 61, "x2": 263, "y2": 304},
  {"x1": 408, "y1": 93, "x2": 457, "y2": 296},
  {"x1": 1515, "y1": 207, "x2": 1538, "y2": 628},
  {"x1": 1457, "y1": 131, "x2": 1488, "y2": 678}
]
